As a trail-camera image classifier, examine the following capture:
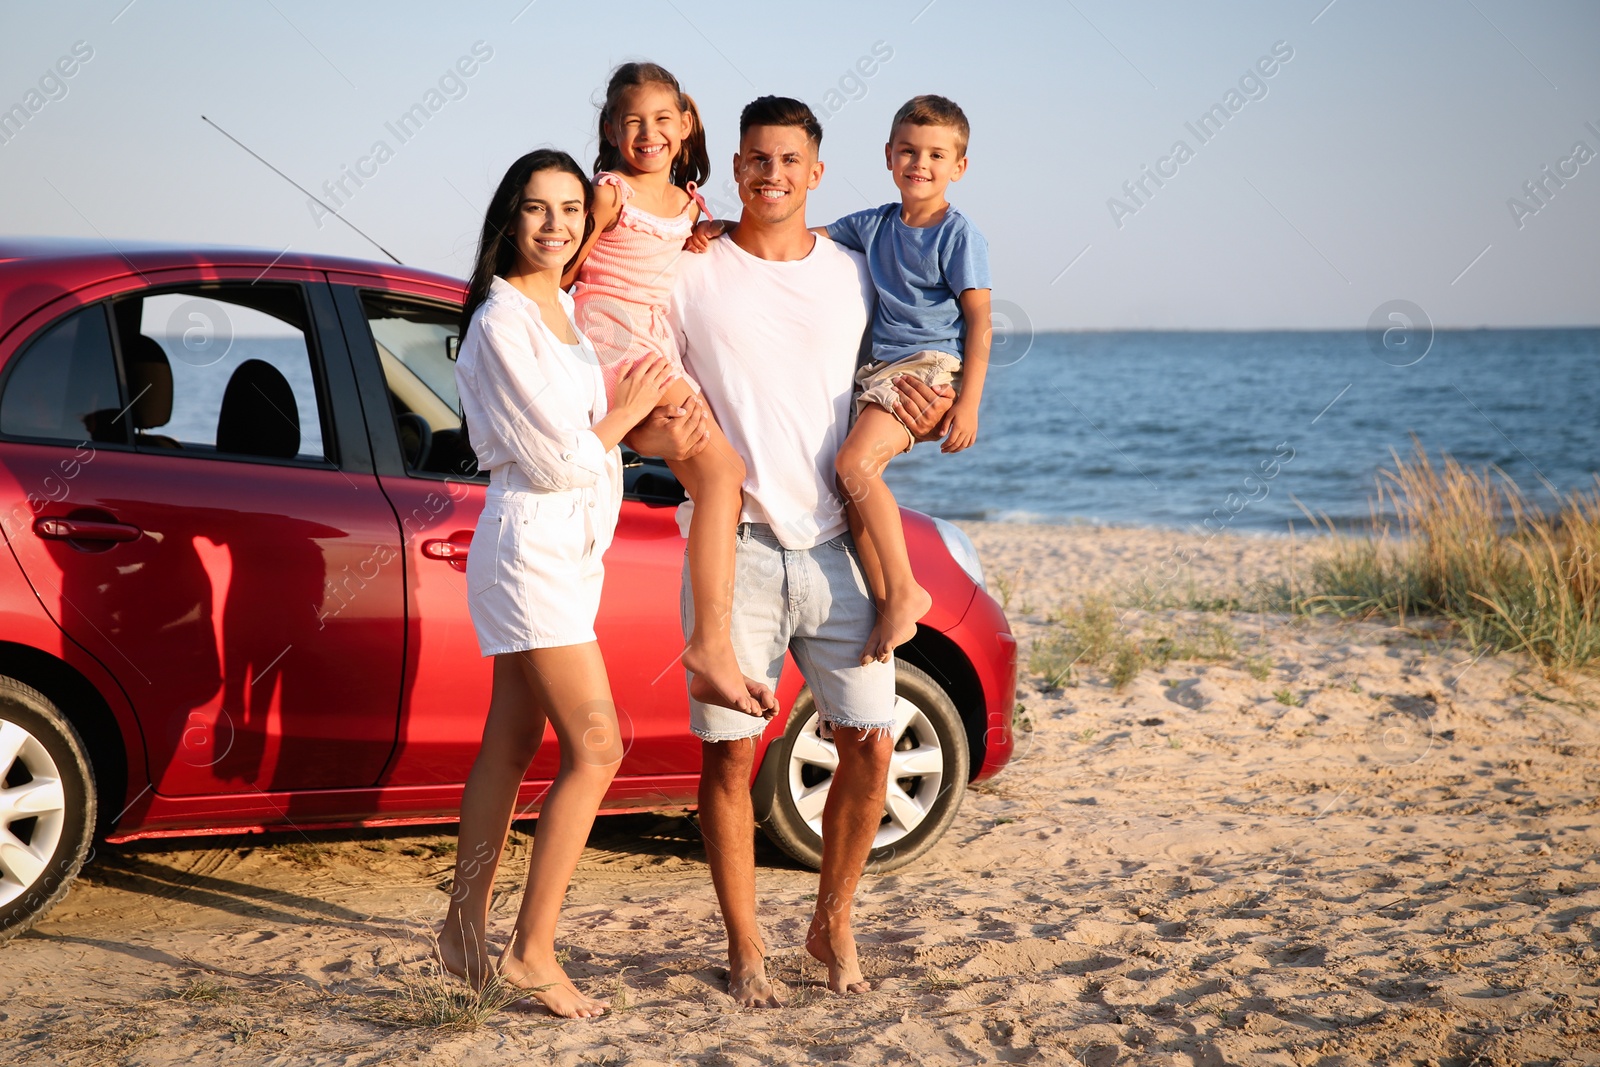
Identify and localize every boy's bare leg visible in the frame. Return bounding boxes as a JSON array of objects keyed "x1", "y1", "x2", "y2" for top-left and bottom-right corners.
[
  {"x1": 834, "y1": 404, "x2": 932, "y2": 664},
  {"x1": 666, "y1": 378, "x2": 777, "y2": 716},
  {"x1": 805, "y1": 724, "x2": 893, "y2": 993},
  {"x1": 839, "y1": 474, "x2": 887, "y2": 608},
  {"x1": 698, "y1": 738, "x2": 787, "y2": 1007}
]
